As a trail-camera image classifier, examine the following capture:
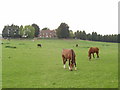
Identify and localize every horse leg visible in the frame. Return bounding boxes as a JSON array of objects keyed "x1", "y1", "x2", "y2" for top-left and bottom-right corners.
[
  {"x1": 89, "y1": 54, "x2": 91, "y2": 60},
  {"x1": 64, "y1": 59, "x2": 67, "y2": 68},
  {"x1": 93, "y1": 53, "x2": 95, "y2": 58},
  {"x1": 62, "y1": 55, "x2": 66, "y2": 69},
  {"x1": 68, "y1": 59, "x2": 70, "y2": 70},
  {"x1": 96, "y1": 52, "x2": 99, "y2": 58},
  {"x1": 74, "y1": 62, "x2": 77, "y2": 70}
]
